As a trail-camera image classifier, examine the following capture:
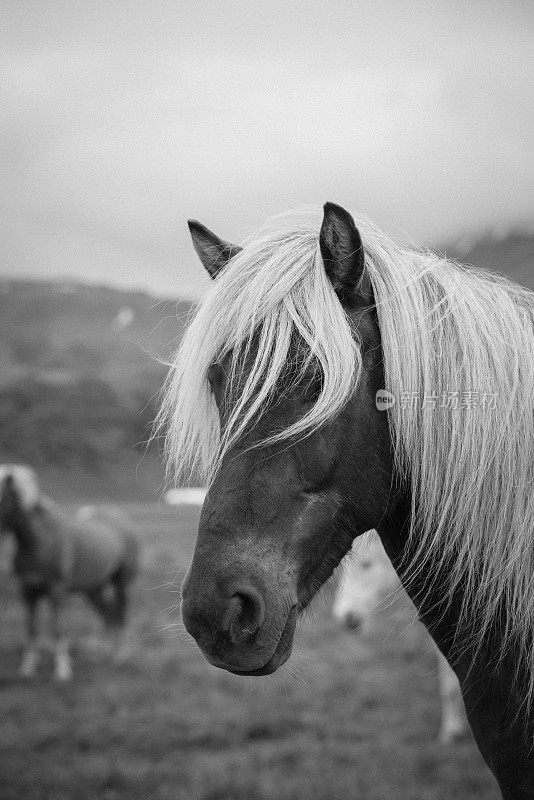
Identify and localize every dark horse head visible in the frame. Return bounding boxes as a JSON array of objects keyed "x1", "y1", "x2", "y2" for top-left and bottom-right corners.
[
  {"x1": 0, "y1": 472, "x2": 23, "y2": 532},
  {"x1": 0, "y1": 466, "x2": 39, "y2": 536},
  {"x1": 167, "y1": 204, "x2": 396, "y2": 675}
]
